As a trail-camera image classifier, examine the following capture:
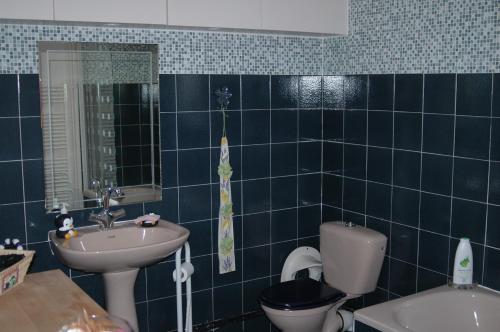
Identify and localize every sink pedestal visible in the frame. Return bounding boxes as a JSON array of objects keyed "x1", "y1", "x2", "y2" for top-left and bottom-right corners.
[{"x1": 103, "y1": 269, "x2": 139, "y2": 332}]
